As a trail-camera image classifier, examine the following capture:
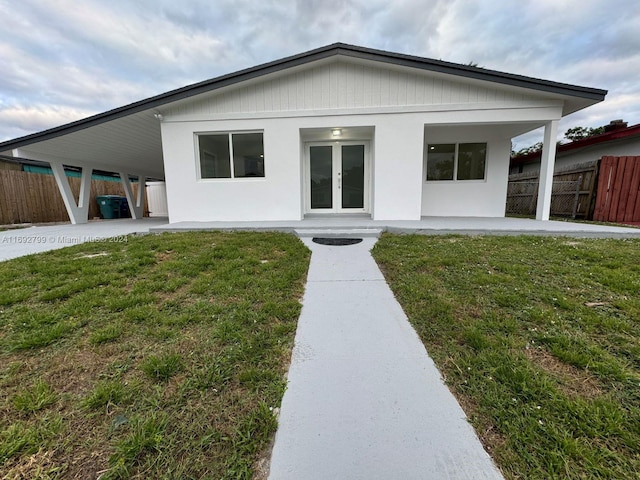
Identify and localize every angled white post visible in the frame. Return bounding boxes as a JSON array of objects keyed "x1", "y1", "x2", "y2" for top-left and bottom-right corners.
[
  {"x1": 536, "y1": 120, "x2": 559, "y2": 221},
  {"x1": 78, "y1": 166, "x2": 93, "y2": 213},
  {"x1": 50, "y1": 161, "x2": 93, "y2": 224},
  {"x1": 120, "y1": 173, "x2": 146, "y2": 219}
]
